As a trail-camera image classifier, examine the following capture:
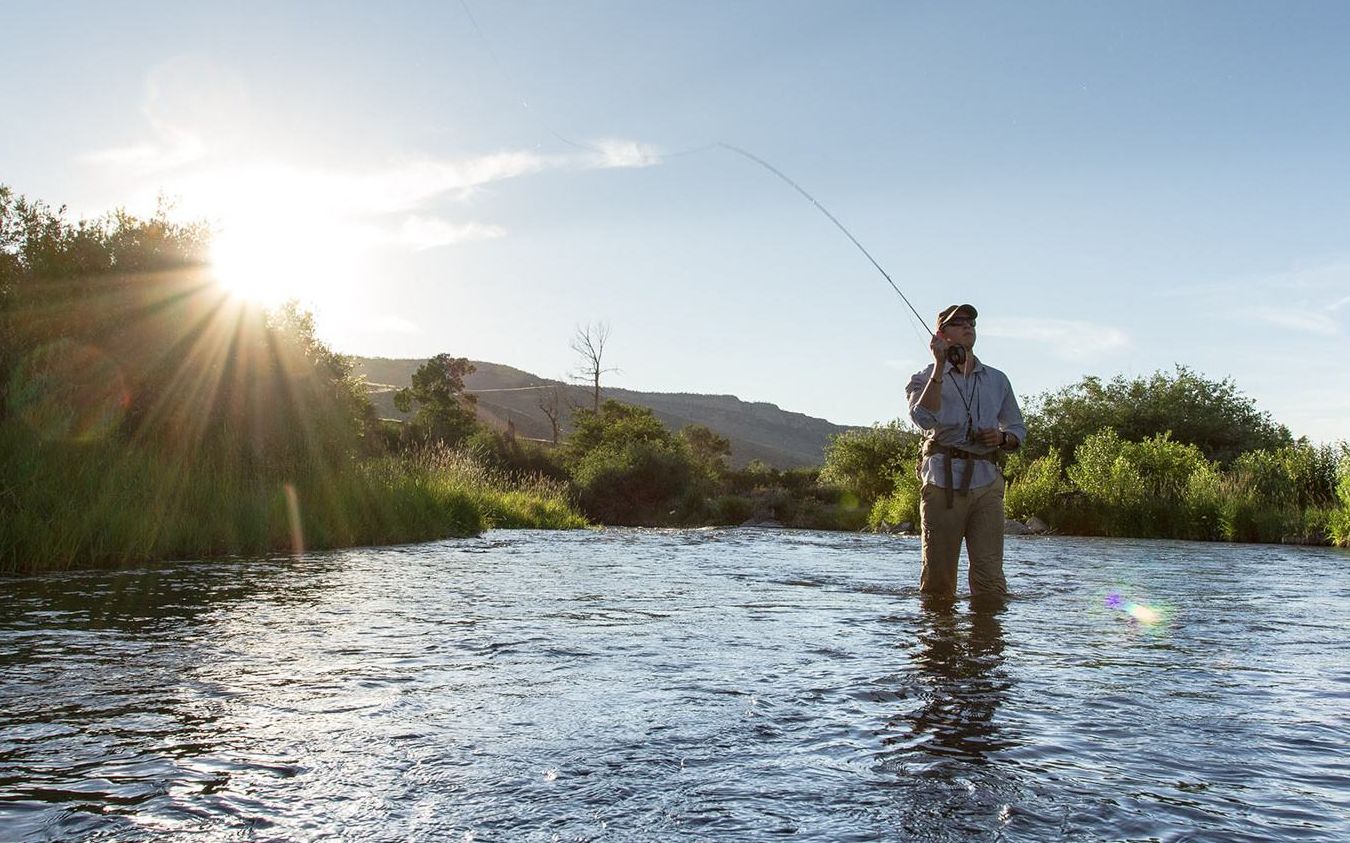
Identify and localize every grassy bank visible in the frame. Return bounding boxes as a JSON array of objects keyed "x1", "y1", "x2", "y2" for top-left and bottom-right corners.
[
  {"x1": 0, "y1": 430, "x2": 585, "y2": 575},
  {"x1": 858, "y1": 432, "x2": 1350, "y2": 548}
]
